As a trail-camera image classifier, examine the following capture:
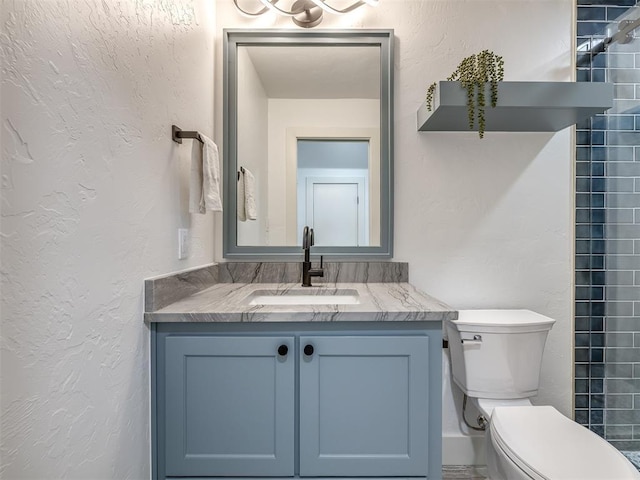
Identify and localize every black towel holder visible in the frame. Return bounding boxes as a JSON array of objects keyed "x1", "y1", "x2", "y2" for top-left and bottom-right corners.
[
  {"x1": 237, "y1": 166, "x2": 245, "y2": 181},
  {"x1": 172, "y1": 125, "x2": 204, "y2": 144}
]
